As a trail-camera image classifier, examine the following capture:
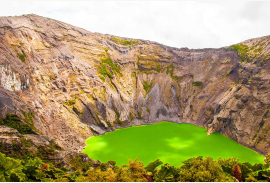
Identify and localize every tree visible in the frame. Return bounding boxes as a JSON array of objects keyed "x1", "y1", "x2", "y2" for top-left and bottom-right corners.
[
  {"x1": 154, "y1": 163, "x2": 180, "y2": 182},
  {"x1": 218, "y1": 157, "x2": 239, "y2": 174},
  {"x1": 179, "y1": 156, "x2": 236, "y2": 182},
  {"x1": 145, "y1": 159, "x2": 163, "y2": 174},
  {"x1": 122, "y1": 157, "x2": 147, "y2": 182},
  {"x1": 0, "y1": 152, "x2": 25, "y2": 182},
  {"x1": 145, "y1": 159, "x2": 163, "y2": 181},
  {"x1": 23, "y1": 157, "x2": 43, "y2": 181},
  {"x1": 100, "y1": 163, "x2": 107, "y2": 171},
  {"x1": 232, "y1": 164, "x2": 242, "y2": 181},
  {"x1": 264, "y1": 153, "x2": 270, "y2": 164}
]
